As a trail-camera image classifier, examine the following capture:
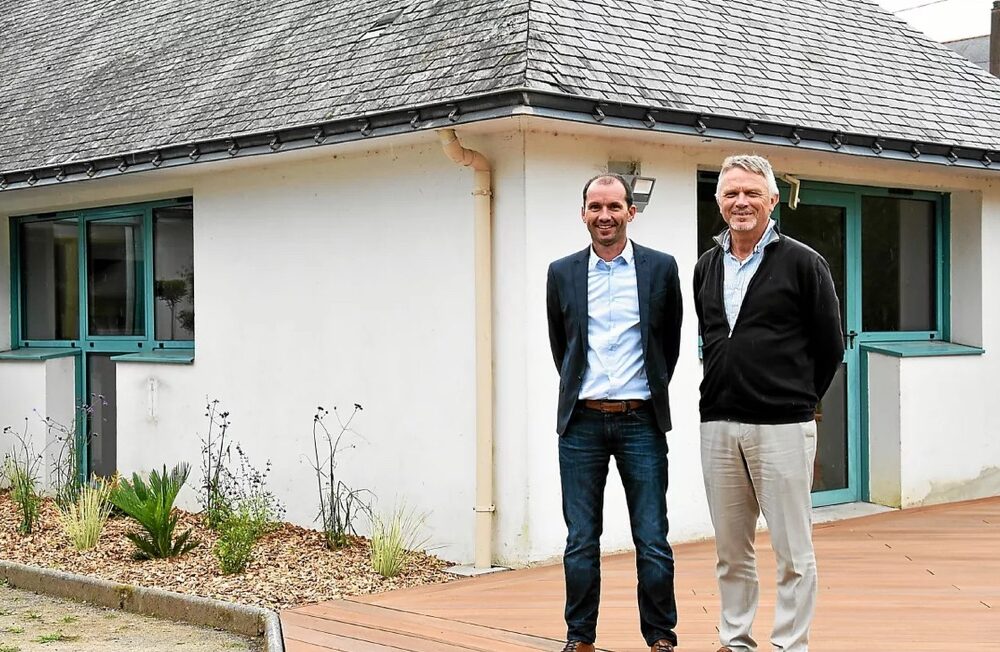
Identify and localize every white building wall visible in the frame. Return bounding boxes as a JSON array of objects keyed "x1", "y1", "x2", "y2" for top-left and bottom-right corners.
[
  {"x1": 2, "y1": 119, "x2": 1000, "y2": 565},
  {"x1": 115, "y1": 141, "x2": 485, "y2": 562},
  {"x1": 0, "y1": 357, "x2": 74, "y2": 486},
  {"x1": 897, "y1": 354, "x2": 998, "y2": 505}
]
